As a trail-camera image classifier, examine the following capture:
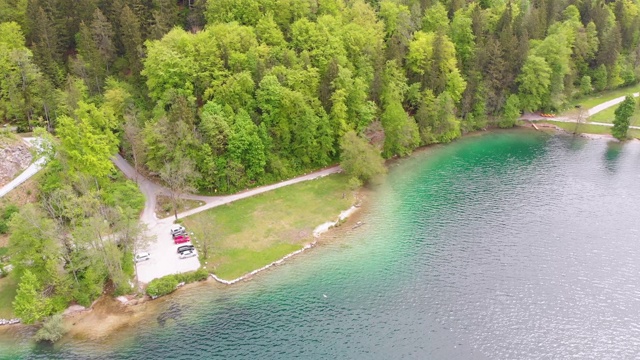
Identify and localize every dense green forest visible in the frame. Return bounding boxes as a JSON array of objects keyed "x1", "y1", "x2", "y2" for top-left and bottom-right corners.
[
  {"x1": 2, "y1": 0, "x2": 640, "y2": 192},
  {"x1": 2, "y1": 0, "x2": 640, "y2": 327}
]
